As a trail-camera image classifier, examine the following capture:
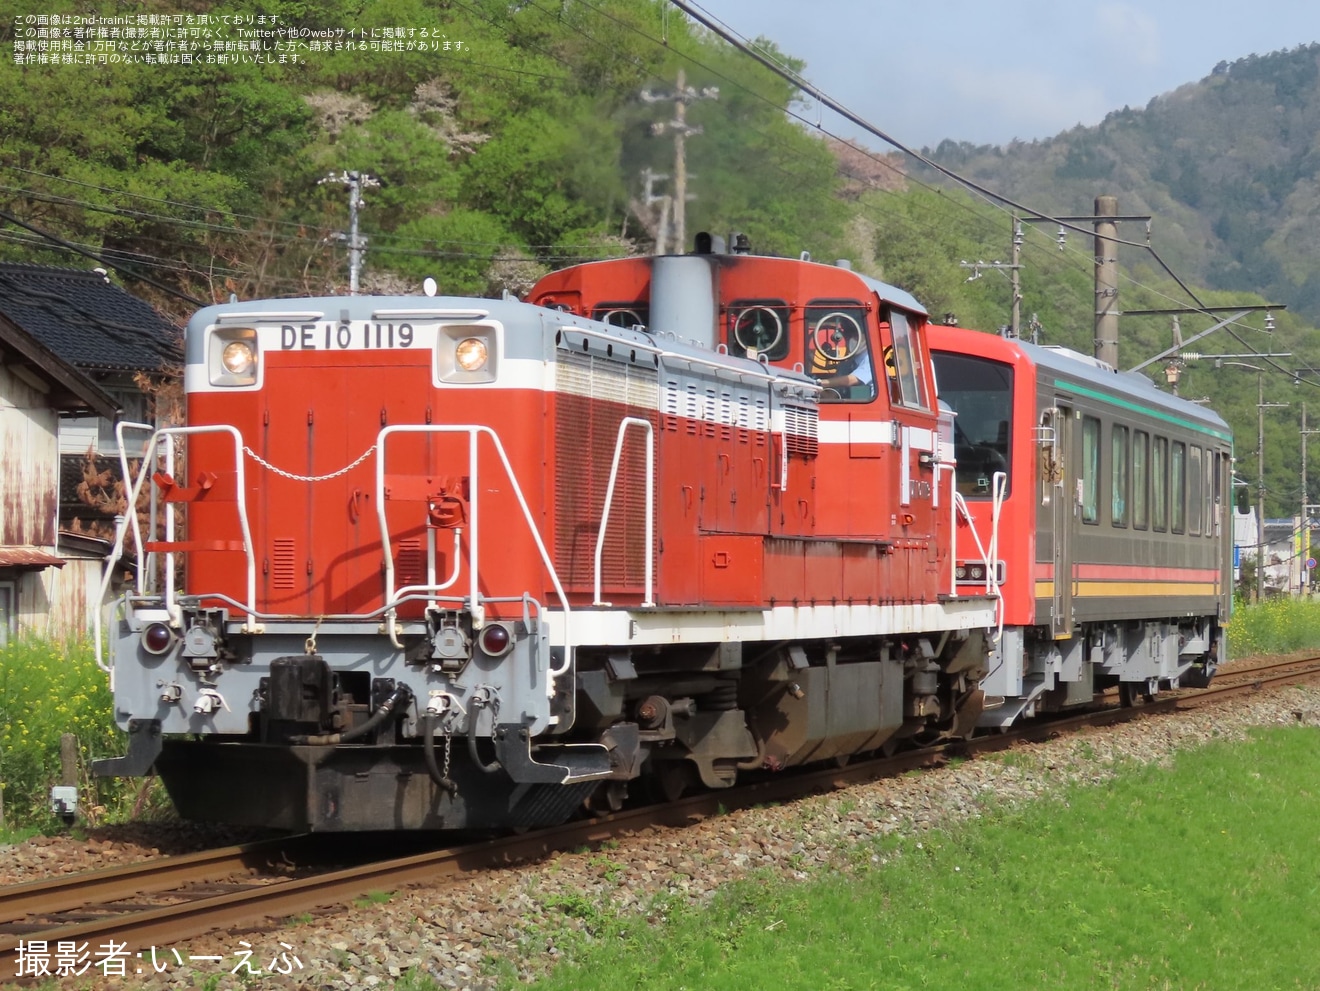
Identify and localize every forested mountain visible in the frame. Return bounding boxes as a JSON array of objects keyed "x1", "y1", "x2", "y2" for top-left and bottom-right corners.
[
  {"x1": 2, "y1": 2, "x2": 1318, "y2": 517},
  {"x1": 925, "y1": 44, "x2": 1320, "y2": 323}
]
